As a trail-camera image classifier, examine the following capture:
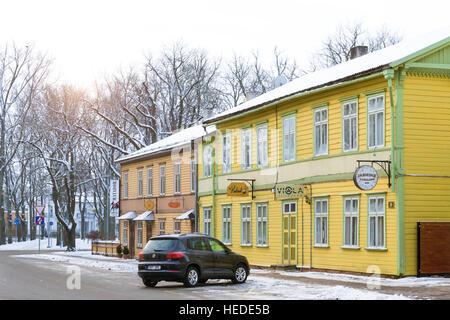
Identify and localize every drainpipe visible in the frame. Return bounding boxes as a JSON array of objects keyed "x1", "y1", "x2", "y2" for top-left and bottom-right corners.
[
  {"x1": 384, "y1": 69, "x2": 396, "y2": 192},
  {"x1": 211, "y1": 141, "x2": 216, "y2": 237}
]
